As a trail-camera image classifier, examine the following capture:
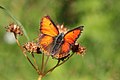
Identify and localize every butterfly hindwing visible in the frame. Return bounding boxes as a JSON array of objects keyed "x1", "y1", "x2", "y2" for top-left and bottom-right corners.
[
  {"x1": 53, "y1": 42, "x2": 70, "y2": 59},
  {"x1": 39, "y1": 35, "x2": 54, "y2": 55},
  {"x1": 64, "y1": 26, "x2": 83, "y2": 44},
  {"x1": 40, "y1": 16, "x2": 59, "y2": 37}
]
